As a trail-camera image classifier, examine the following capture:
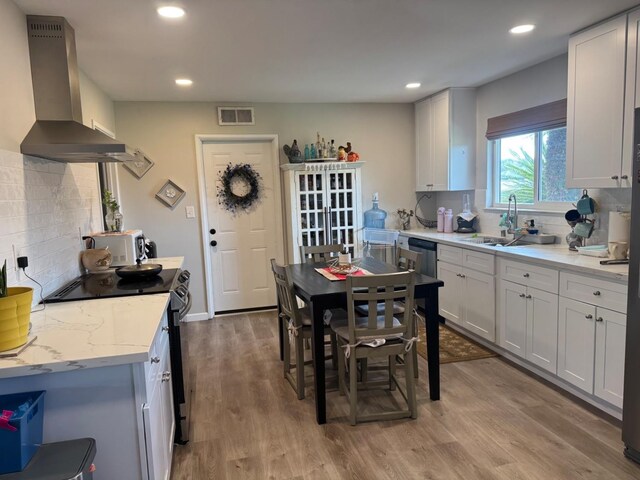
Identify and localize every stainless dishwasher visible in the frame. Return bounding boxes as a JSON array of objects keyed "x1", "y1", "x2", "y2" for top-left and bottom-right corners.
[{"x1": 407, "y1": 237, "x2": 438, "y2": 312}]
